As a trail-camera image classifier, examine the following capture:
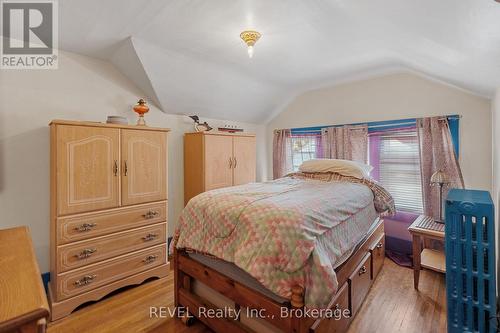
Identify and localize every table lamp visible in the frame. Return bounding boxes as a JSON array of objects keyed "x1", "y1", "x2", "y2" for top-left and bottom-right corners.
[{"x1": 430, "y1": 170, "x2": 450, "y2": 223}]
